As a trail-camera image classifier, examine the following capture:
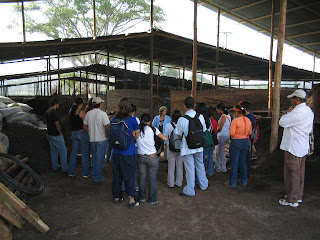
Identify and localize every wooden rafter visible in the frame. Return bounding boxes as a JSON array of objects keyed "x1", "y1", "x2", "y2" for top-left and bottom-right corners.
[
  {"x1": 221, "y1": 0, "x2": 268, "y2": 15},
  {"x1": 287, "y1": 30, "x2": 320, "y2": 39},
  {"x1": 259, "y1": 18, "x2": 320, "y2": 33}
]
